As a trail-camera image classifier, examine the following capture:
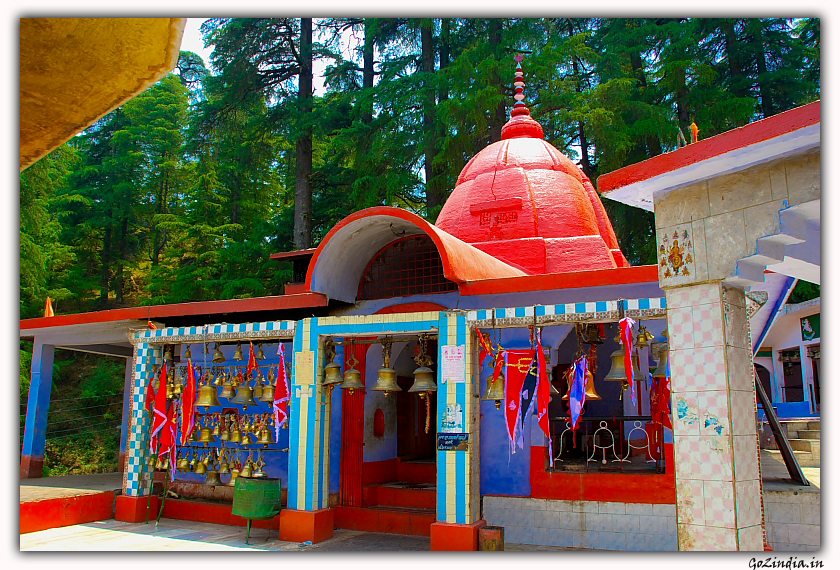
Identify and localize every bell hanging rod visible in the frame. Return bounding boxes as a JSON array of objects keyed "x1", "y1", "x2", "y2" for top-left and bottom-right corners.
[{"x1": 325, "y1": 334, "x2": 435, "y2": 346}]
